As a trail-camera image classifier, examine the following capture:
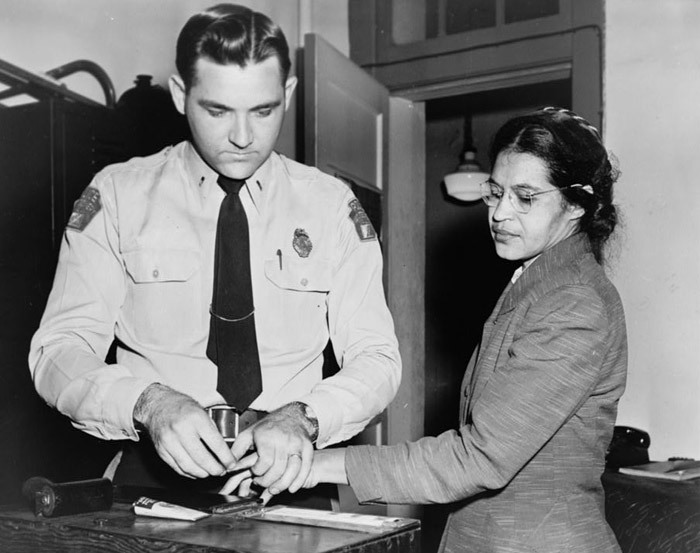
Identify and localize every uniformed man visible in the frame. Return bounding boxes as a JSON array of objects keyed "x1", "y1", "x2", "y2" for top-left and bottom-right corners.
[{"x1": 29, "y1": 3, "x2": 400, "y2": 501}]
